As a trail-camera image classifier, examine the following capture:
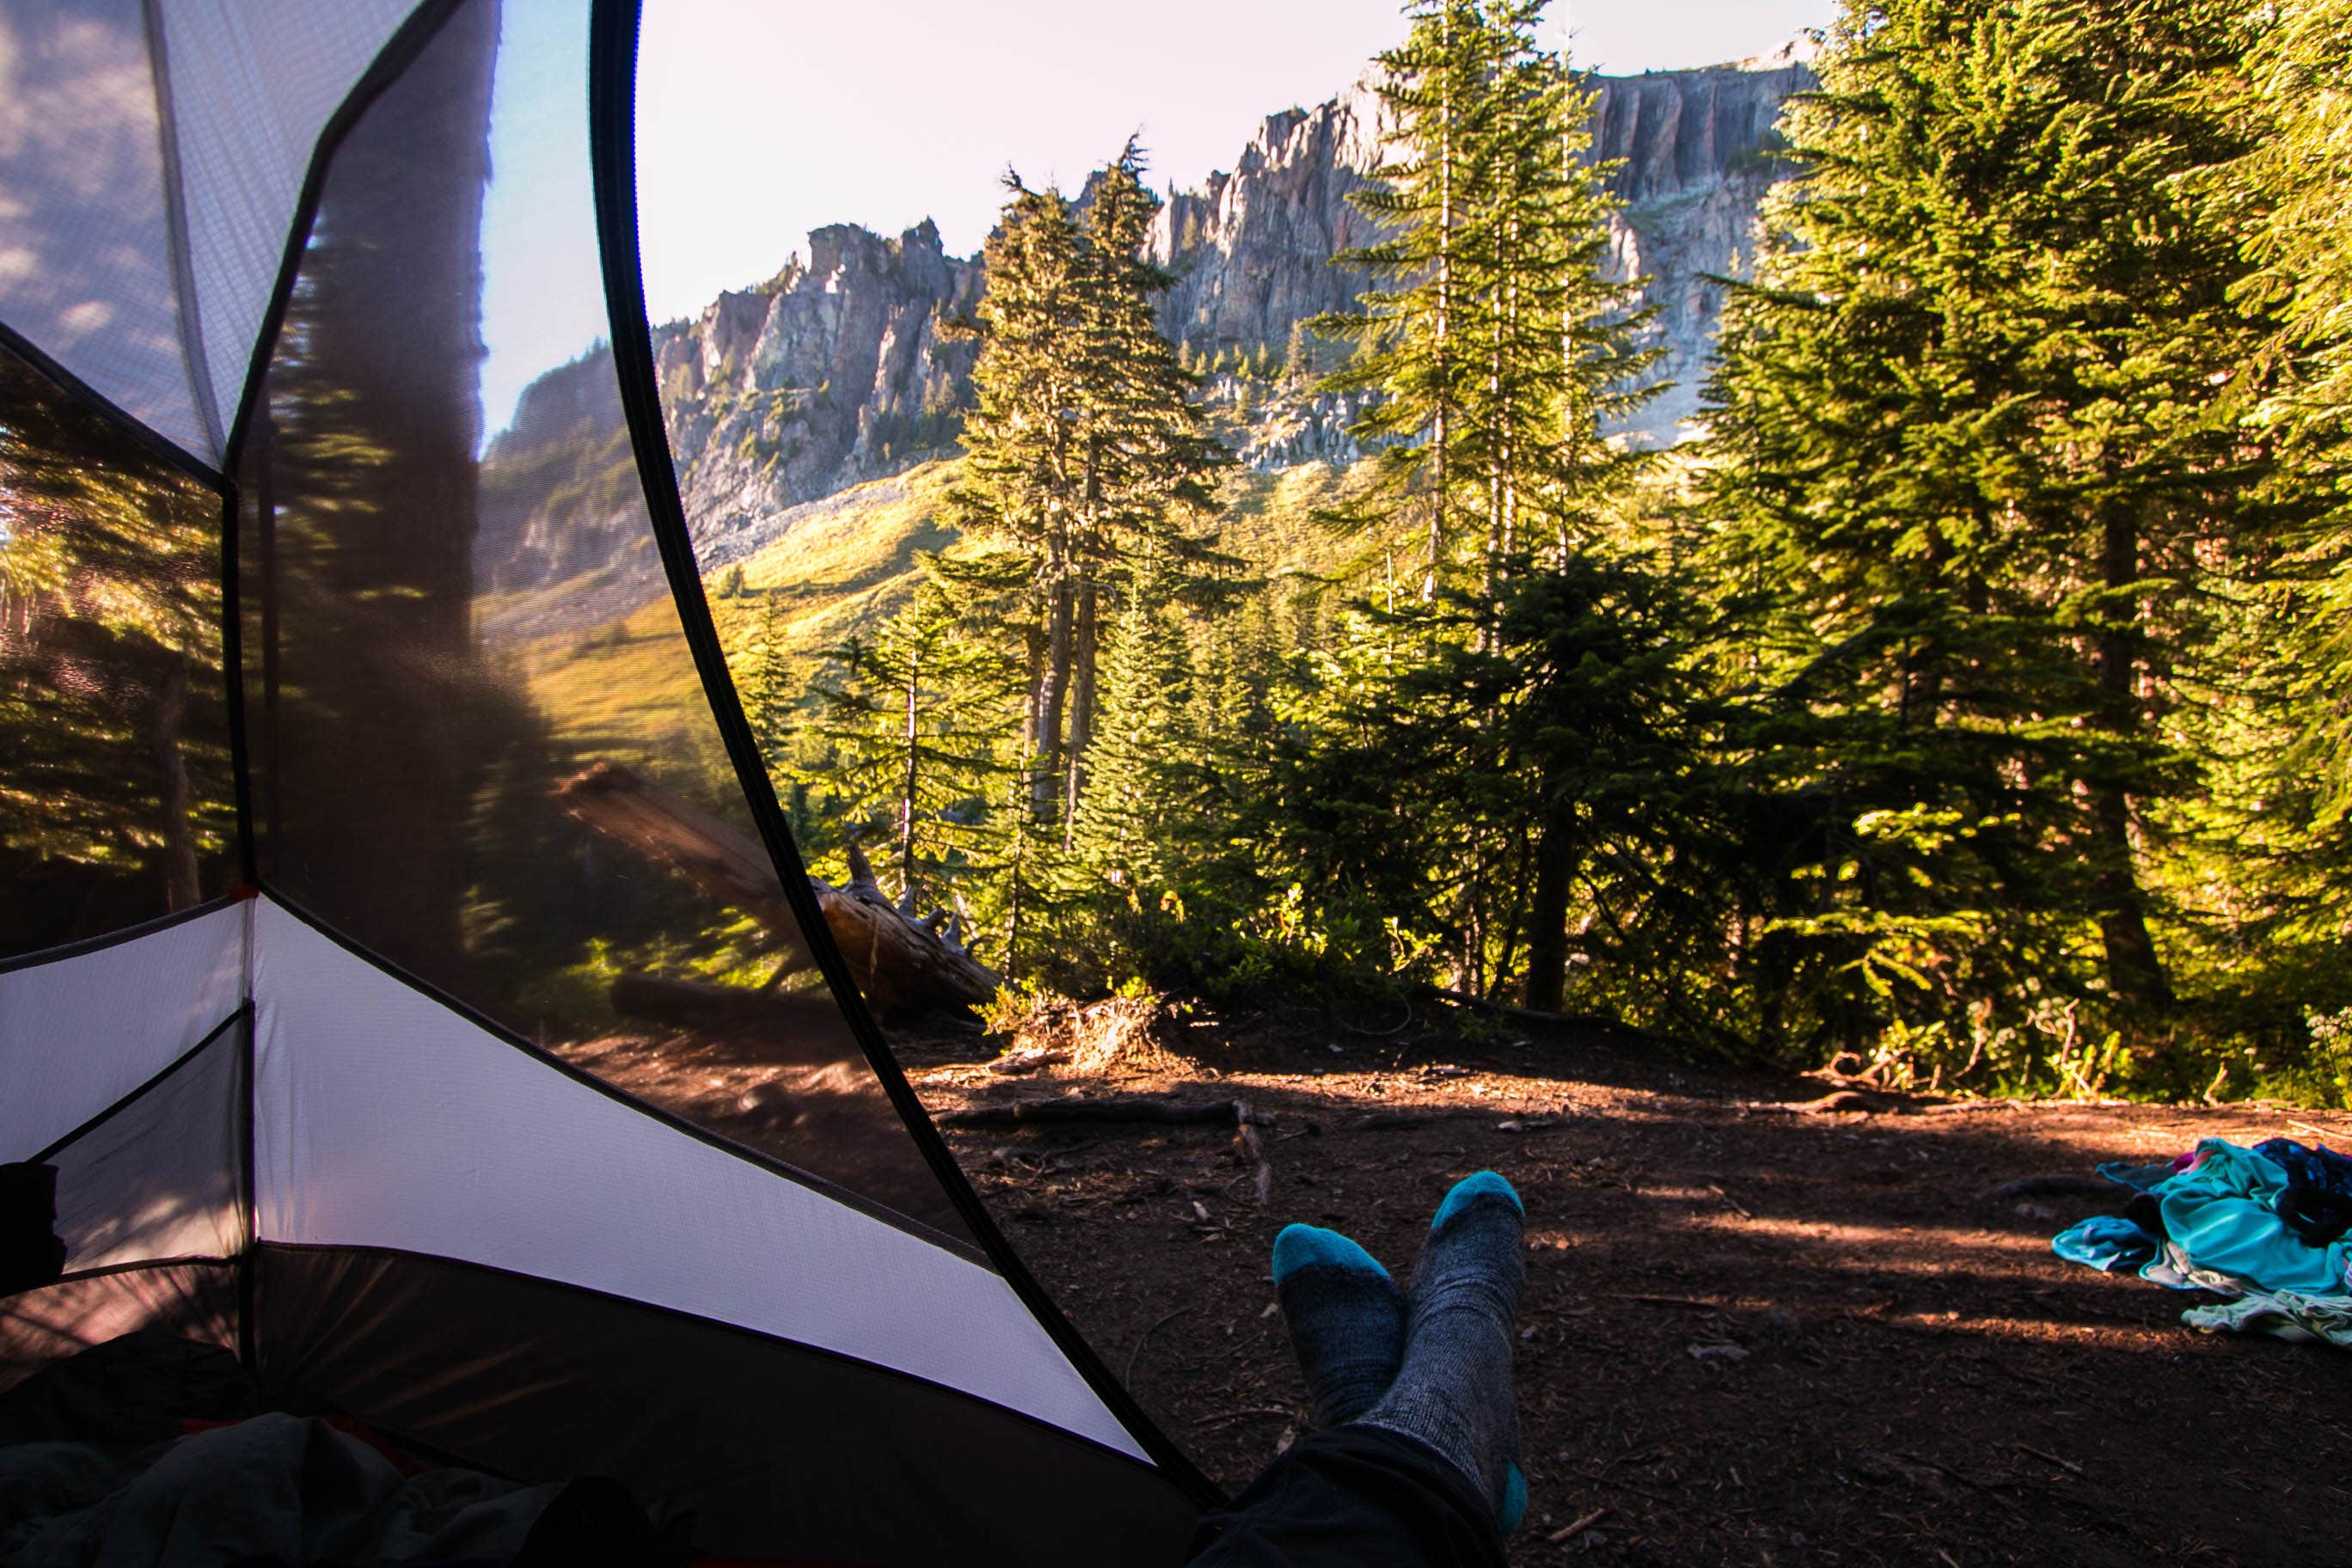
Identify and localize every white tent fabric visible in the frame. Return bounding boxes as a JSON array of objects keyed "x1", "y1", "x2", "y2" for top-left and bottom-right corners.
[
  {"x1": 160, "y1": 0, "x2": 412, "y2": 452},
  {"x1": 245, "y1": 898, "x2": 1145, "y2": 1458},
  {"x1": 0, "y1": 0, "x2": 211, "y2": 457},
  {"x1": 0, "y1": 903, "x2": 244, "y2": 1160},
  {"x1": 2, "y1": 897, "x2": 1148, "y2": 1458}
]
